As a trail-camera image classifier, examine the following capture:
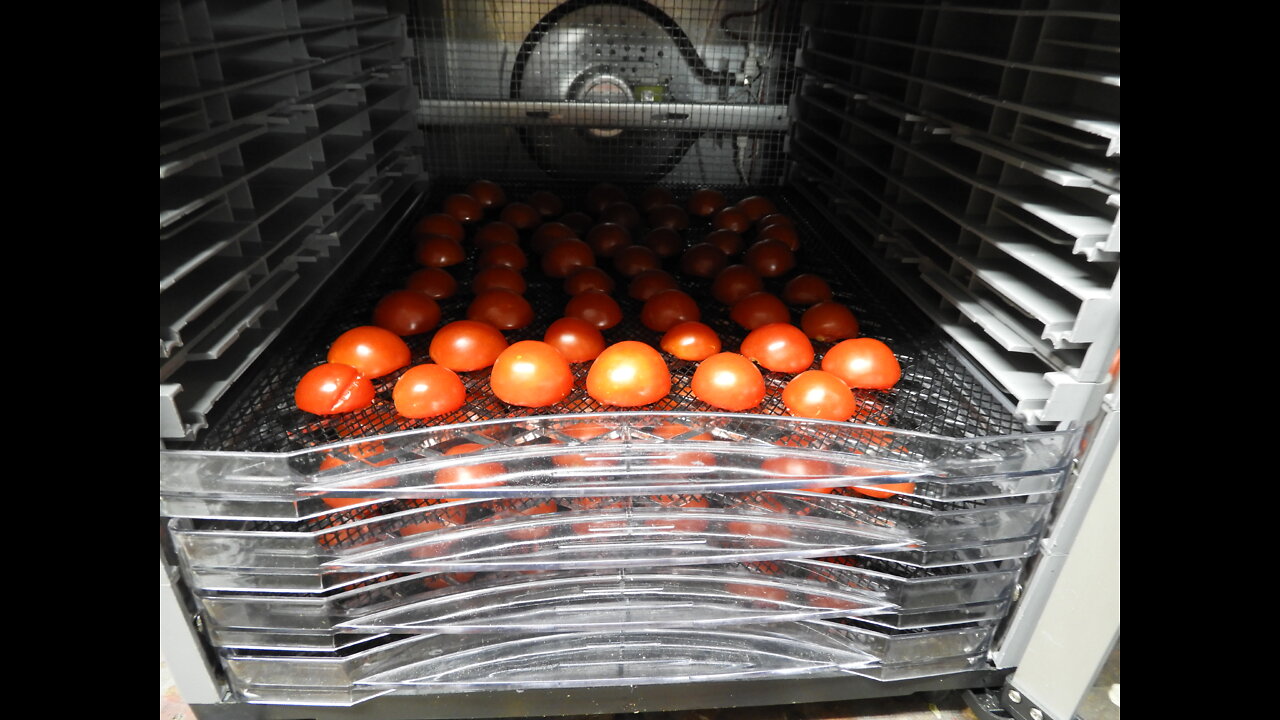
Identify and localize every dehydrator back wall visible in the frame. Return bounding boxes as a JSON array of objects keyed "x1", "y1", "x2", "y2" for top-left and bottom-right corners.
[{"x1": 403, "y1": 0, "x2": 802, "y2": 186}]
